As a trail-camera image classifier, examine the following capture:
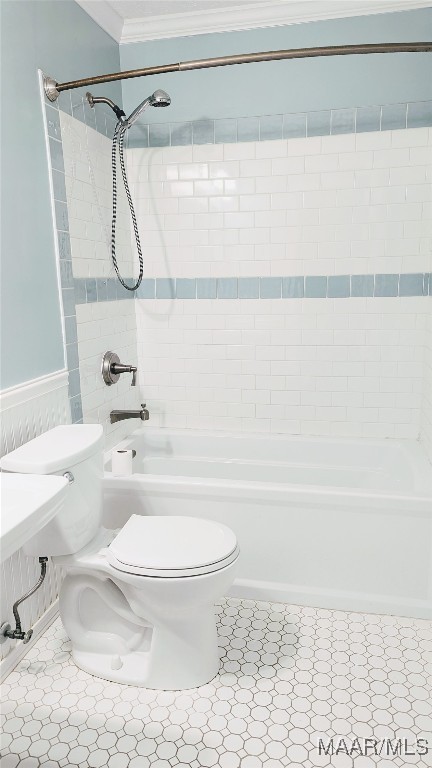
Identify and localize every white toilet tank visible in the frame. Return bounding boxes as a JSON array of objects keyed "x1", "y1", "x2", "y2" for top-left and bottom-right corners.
[{"x1": 1, "y1": 425, "x2": 104, "y2": 556}]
